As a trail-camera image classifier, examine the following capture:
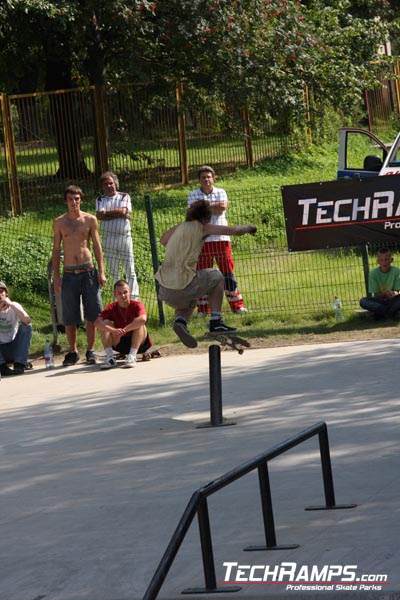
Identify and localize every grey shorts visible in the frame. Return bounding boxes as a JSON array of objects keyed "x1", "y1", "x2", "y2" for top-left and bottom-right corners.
[
  {"x1": 61, "y1": 268, "x2": 103, "y2": 325},
  {"x1": 158, "y1": 269, "x2": 223, "y2": 311}
]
